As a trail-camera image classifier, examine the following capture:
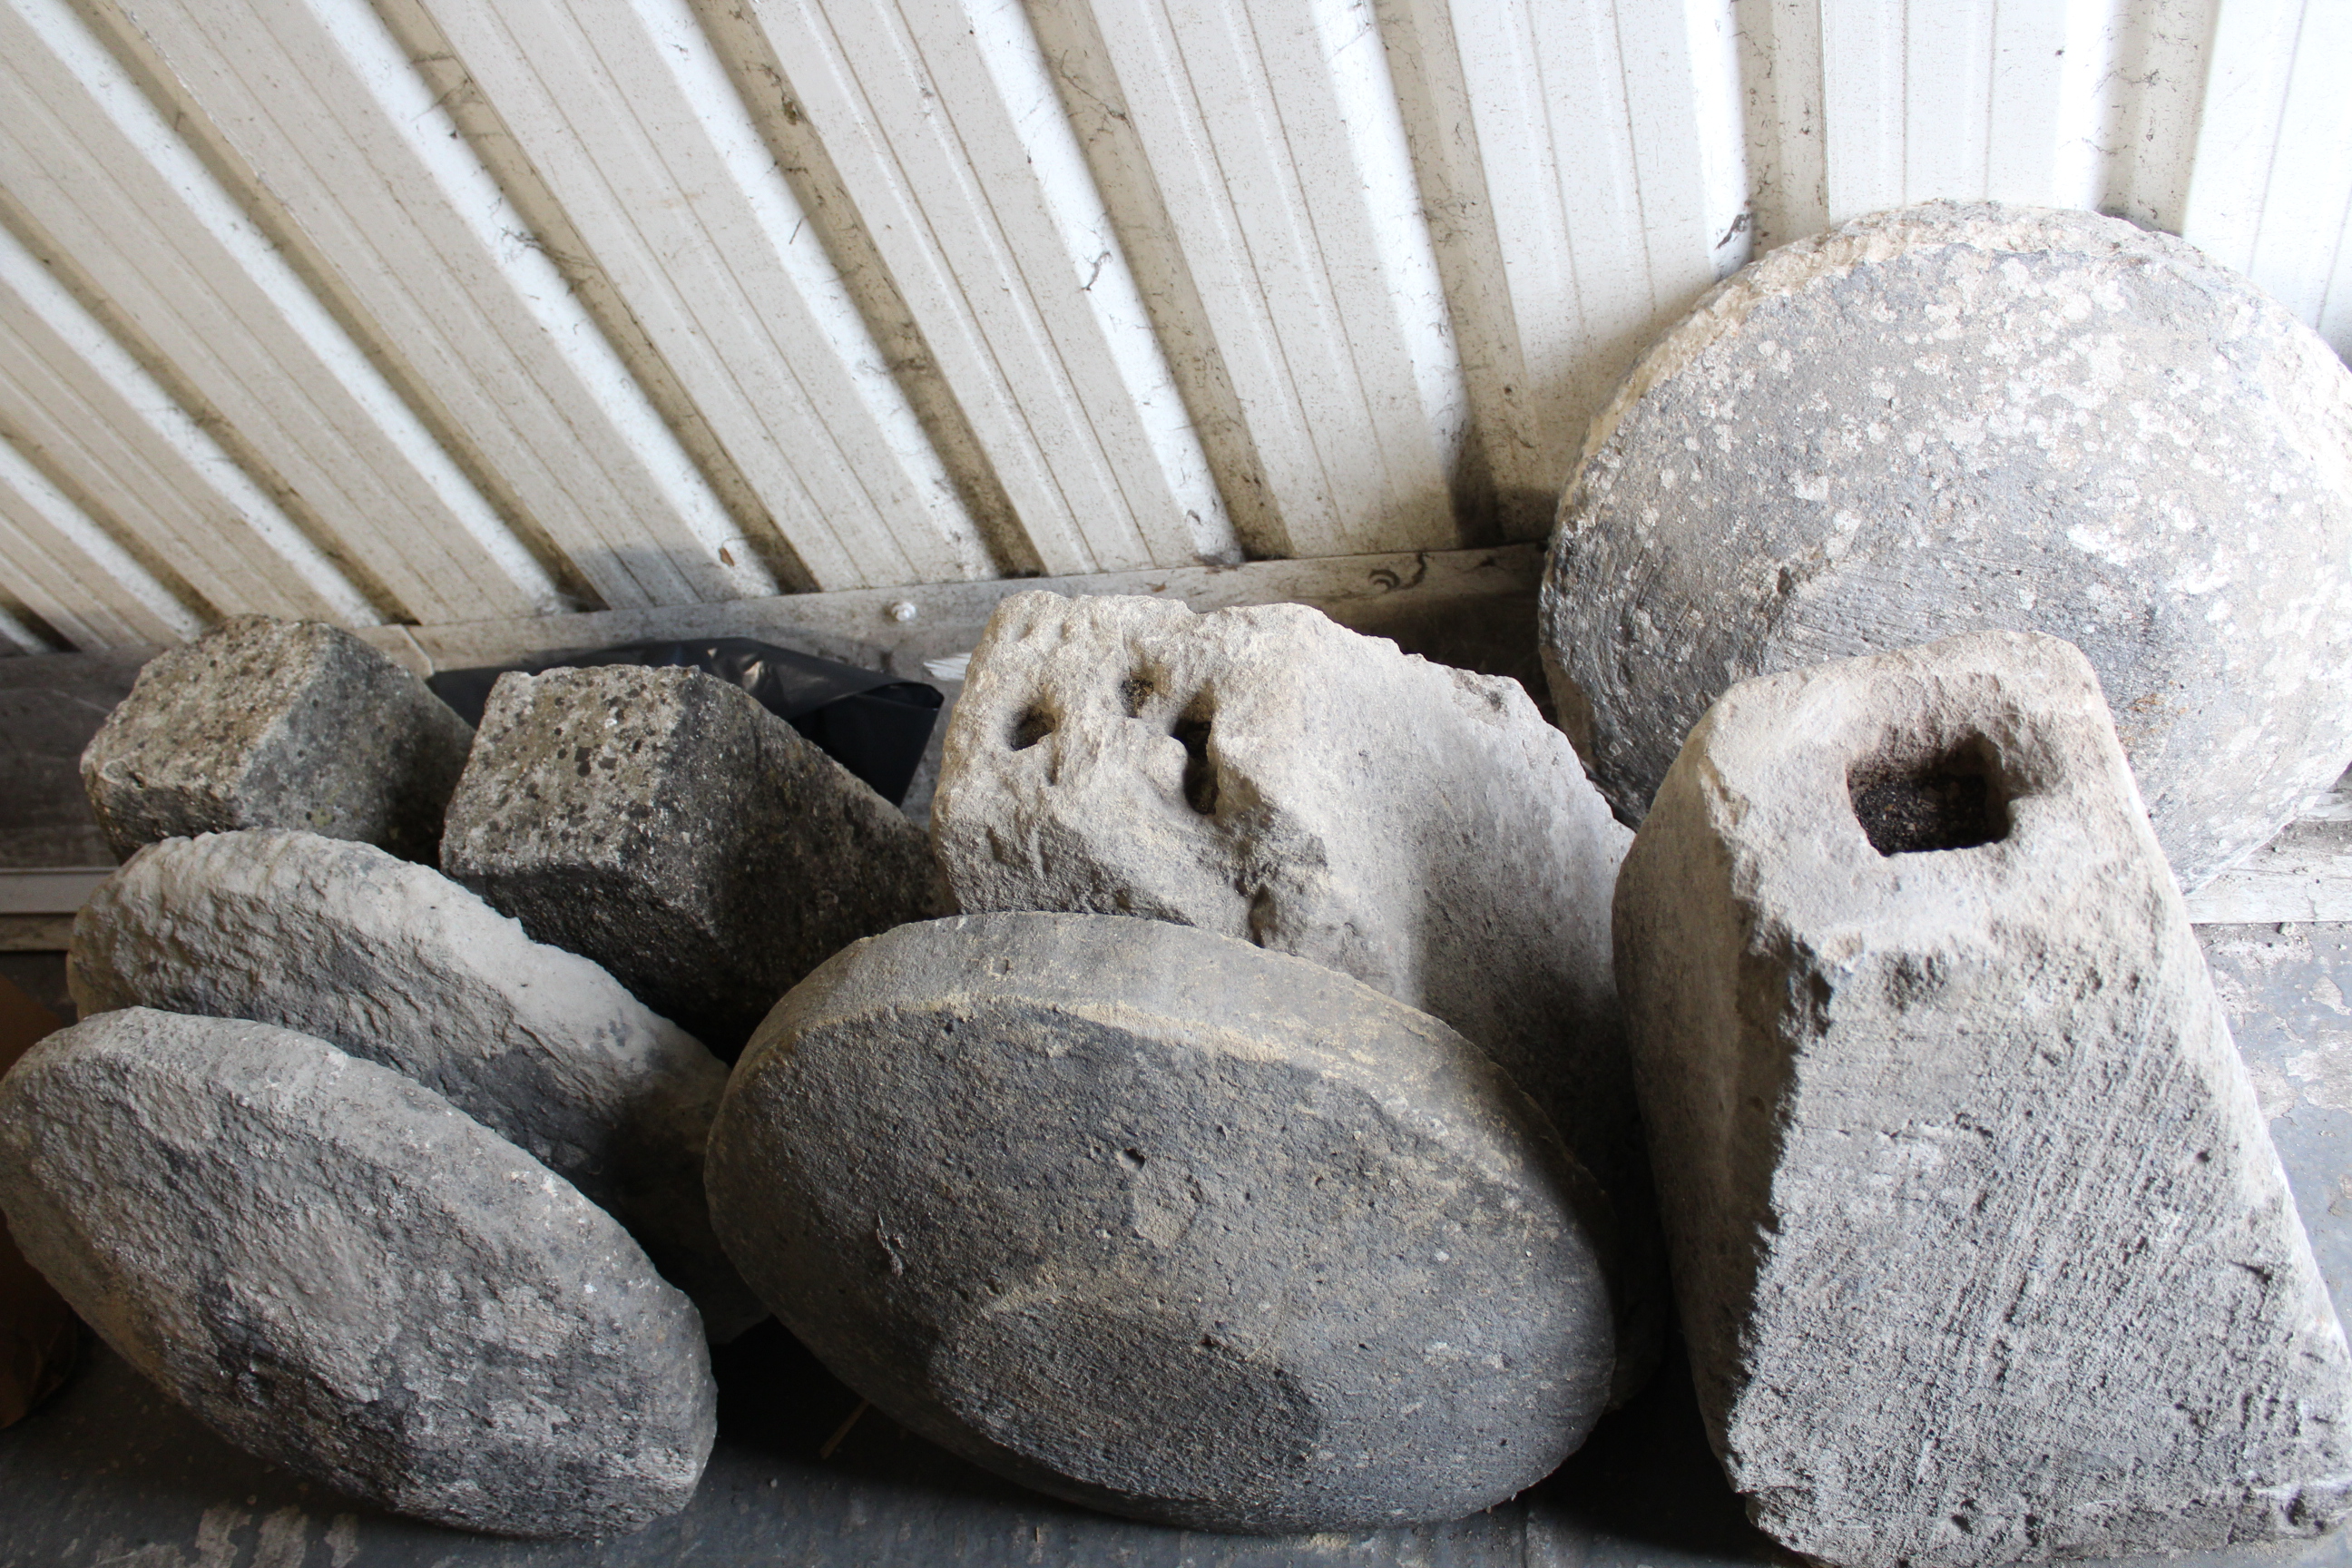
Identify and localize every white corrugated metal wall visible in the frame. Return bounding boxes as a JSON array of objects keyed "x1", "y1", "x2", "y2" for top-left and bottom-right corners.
[{"x1": 0, "y1": 0, "x2": 2344, "y2": 652}]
